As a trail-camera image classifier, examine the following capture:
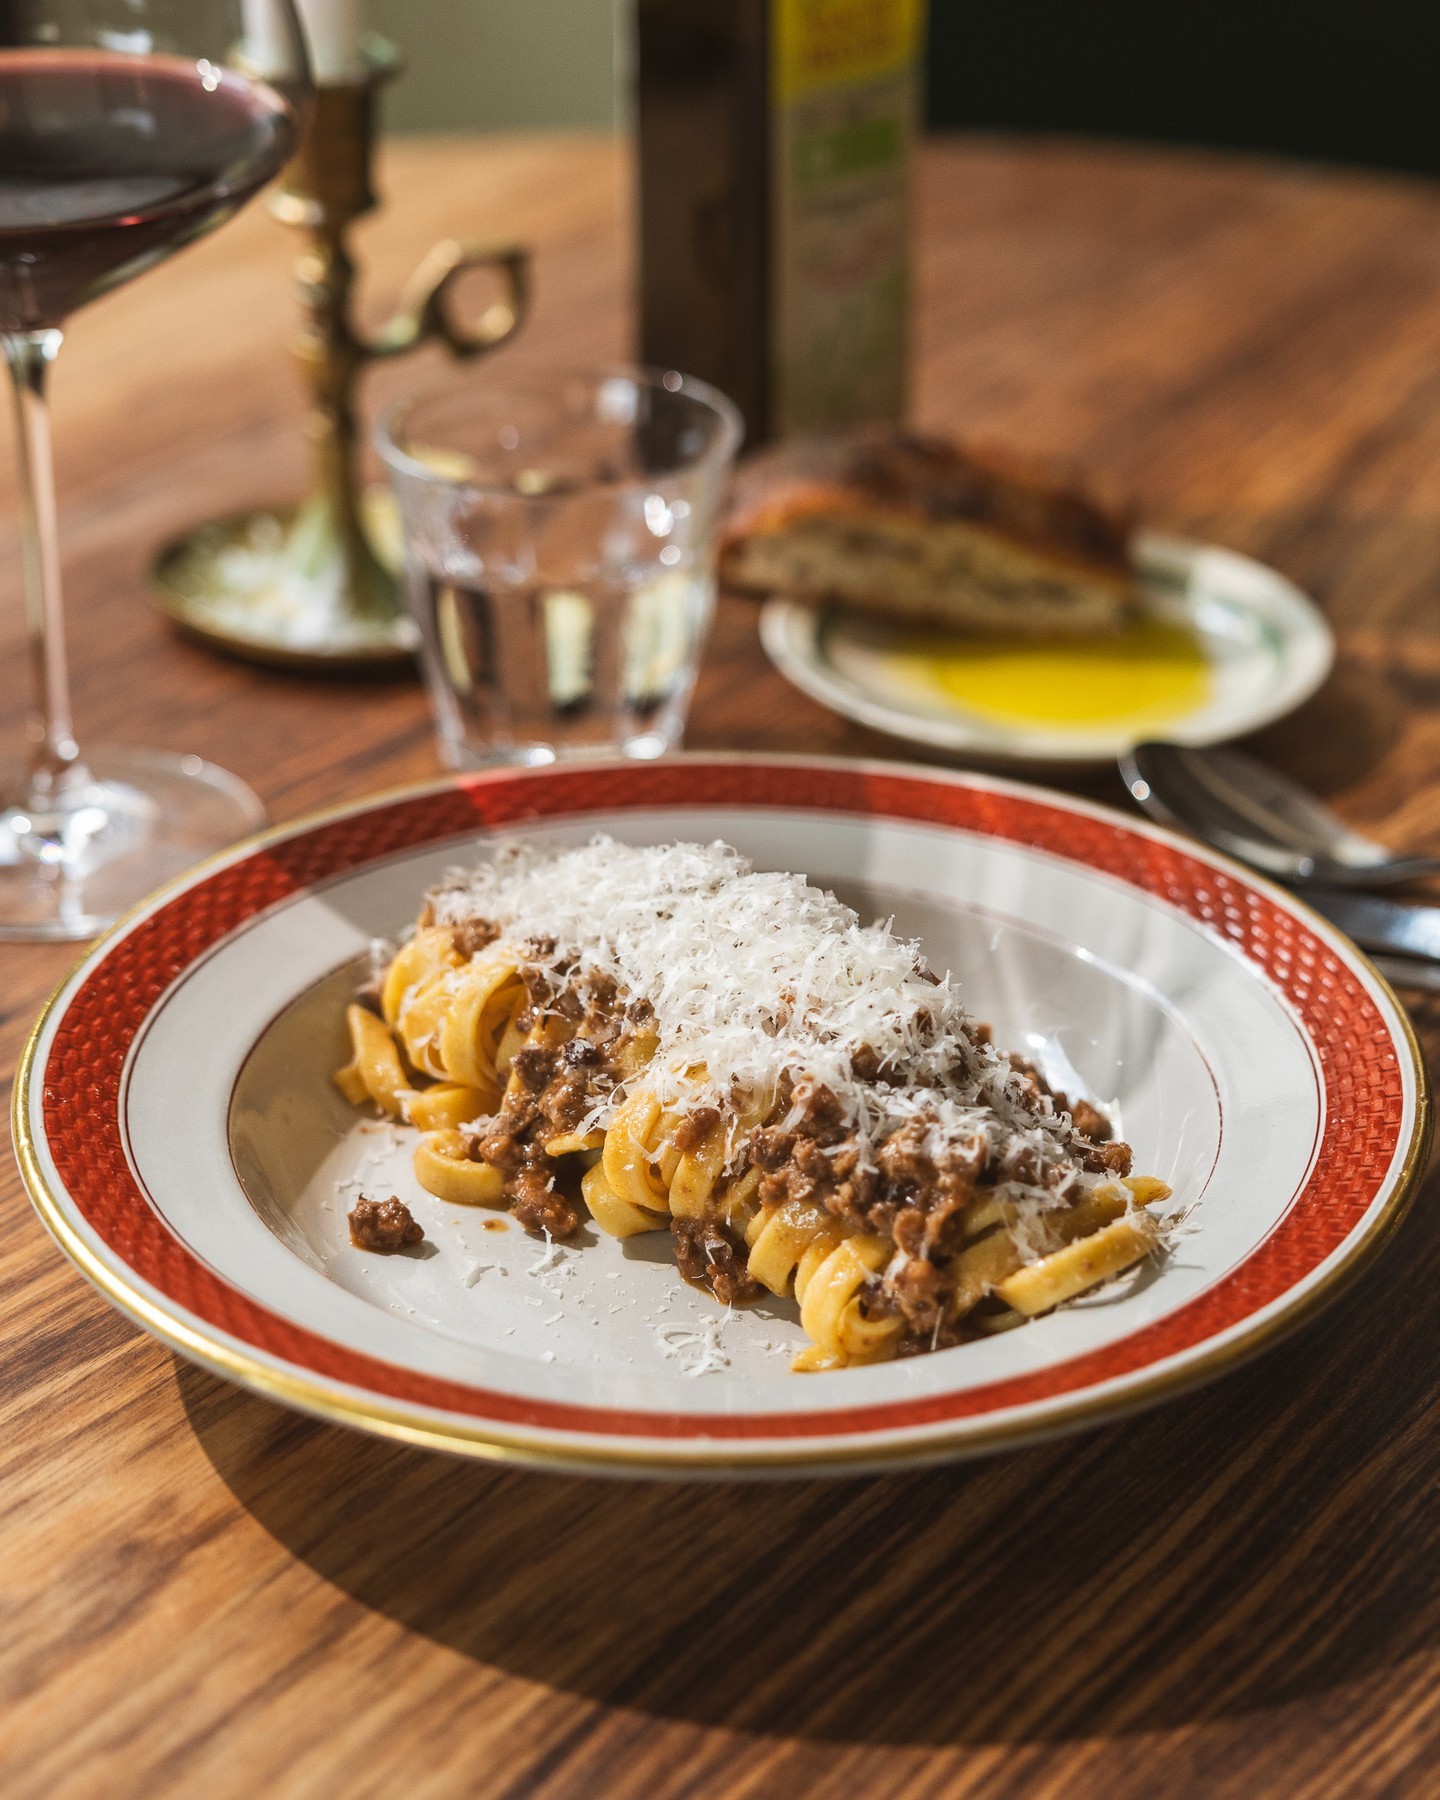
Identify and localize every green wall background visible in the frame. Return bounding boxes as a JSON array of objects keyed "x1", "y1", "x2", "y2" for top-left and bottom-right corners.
[
  {"x1": 359, "y1": 3, "x2": 1440, "y2": 174},
  {"x1": 366, "y1": 0, "x2": 622, "y2": 132}
]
